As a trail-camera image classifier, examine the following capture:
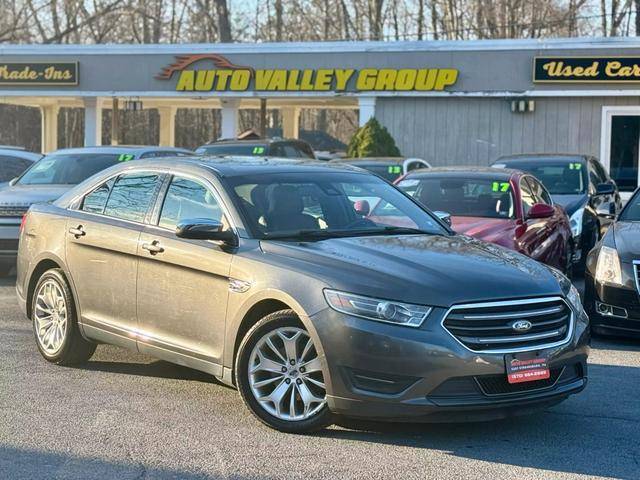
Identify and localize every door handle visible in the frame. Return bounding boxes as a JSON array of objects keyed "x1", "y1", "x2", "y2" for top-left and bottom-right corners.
[
  {"x1": 142, "y1": 240, "x2": 164, "y2": 255},
  {"x1": 68, "y1": 225, "x2": 85, "y2": 238}
]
